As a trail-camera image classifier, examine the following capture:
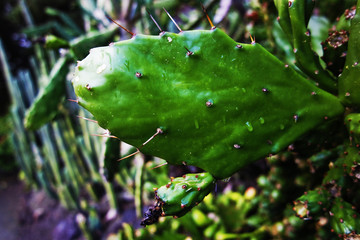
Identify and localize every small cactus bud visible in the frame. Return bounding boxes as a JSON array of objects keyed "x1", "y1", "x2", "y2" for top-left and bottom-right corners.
[{"x1": 141, "y1": 172, "x2": 215, "y2": 225}]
